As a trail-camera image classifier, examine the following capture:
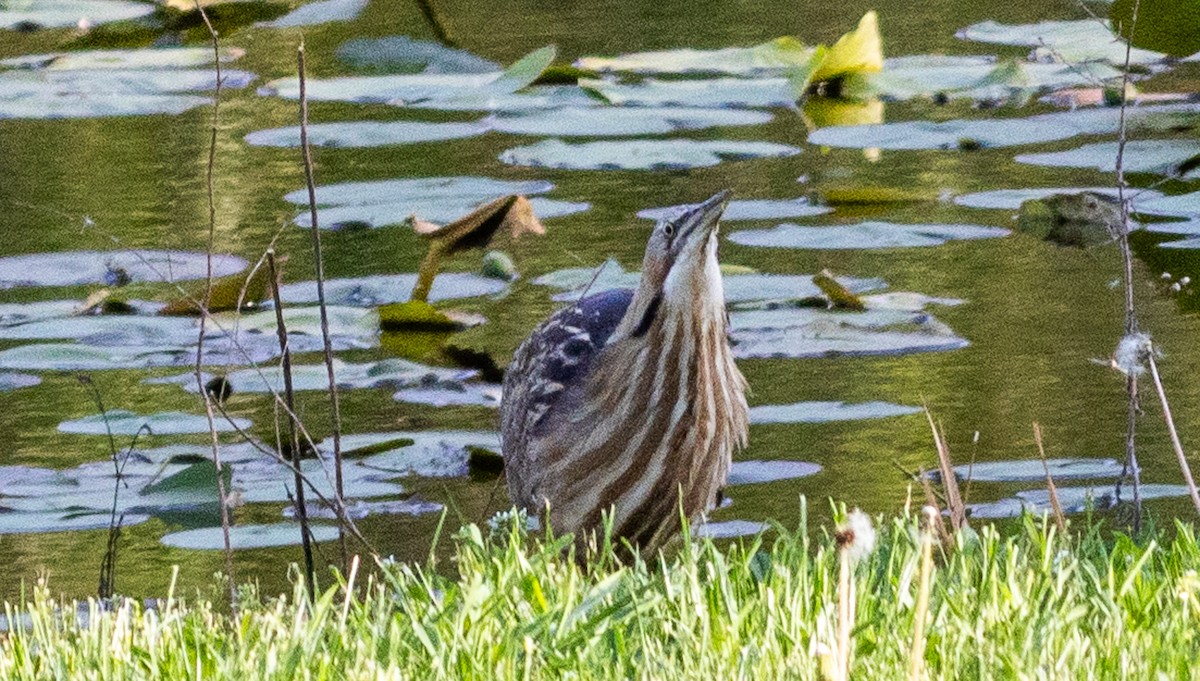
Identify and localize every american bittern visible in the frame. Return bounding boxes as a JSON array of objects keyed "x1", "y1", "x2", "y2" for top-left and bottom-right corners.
[{"x1": 501, "y1": 190, "x2": 749, "y2": 554}]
